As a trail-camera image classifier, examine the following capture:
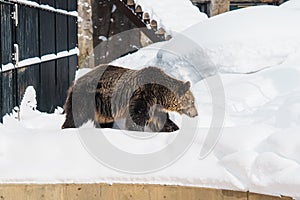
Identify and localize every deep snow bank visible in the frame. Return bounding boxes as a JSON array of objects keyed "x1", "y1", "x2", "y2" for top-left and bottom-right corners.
[
  {"x1": 1, "y1": 3, "x2": 300, "y2": 200},
  {"x1": 113, "y1": 5, "x2": 300, "y2": 75}
]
